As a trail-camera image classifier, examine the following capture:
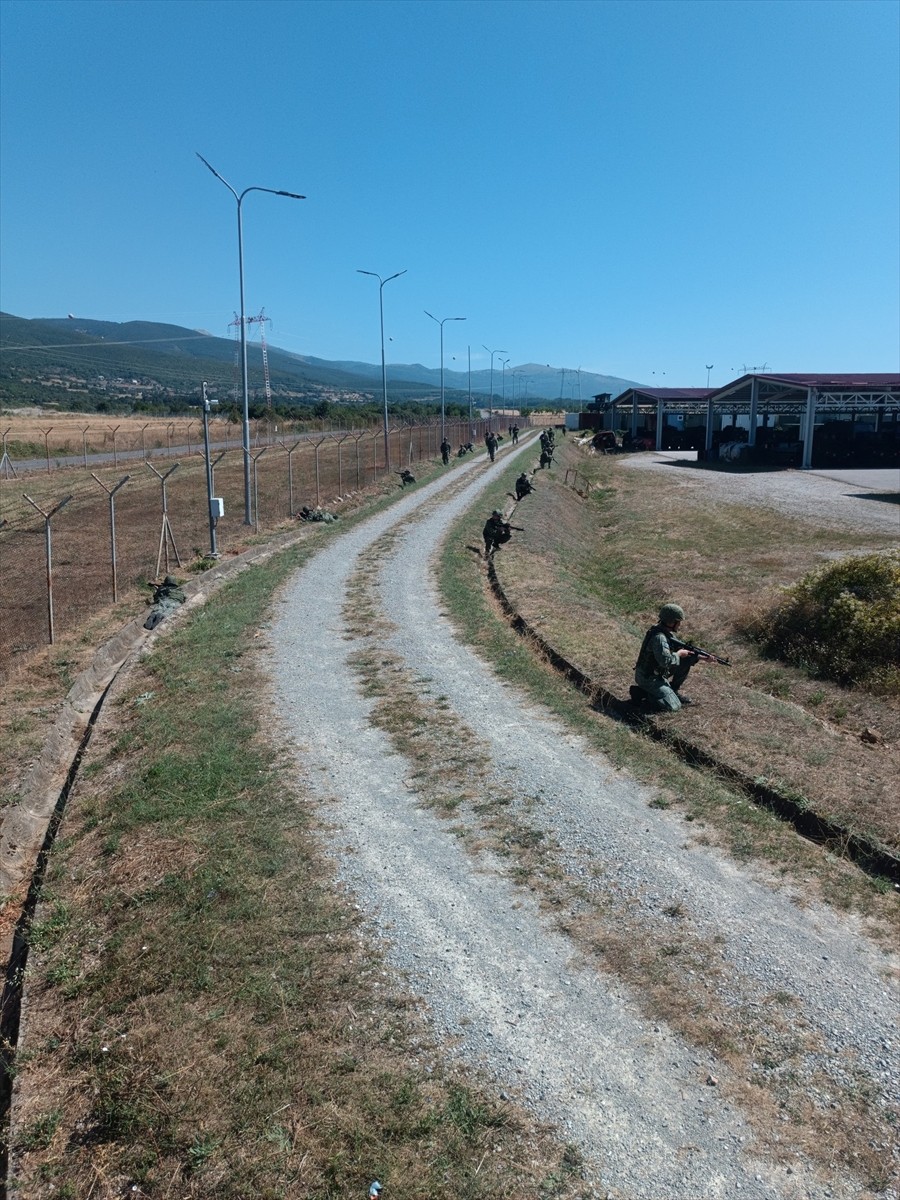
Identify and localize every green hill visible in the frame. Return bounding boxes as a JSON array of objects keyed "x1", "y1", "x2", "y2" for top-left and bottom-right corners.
[{"x1": 0, "y1": 313, "x2": 449, "y2": 412}]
